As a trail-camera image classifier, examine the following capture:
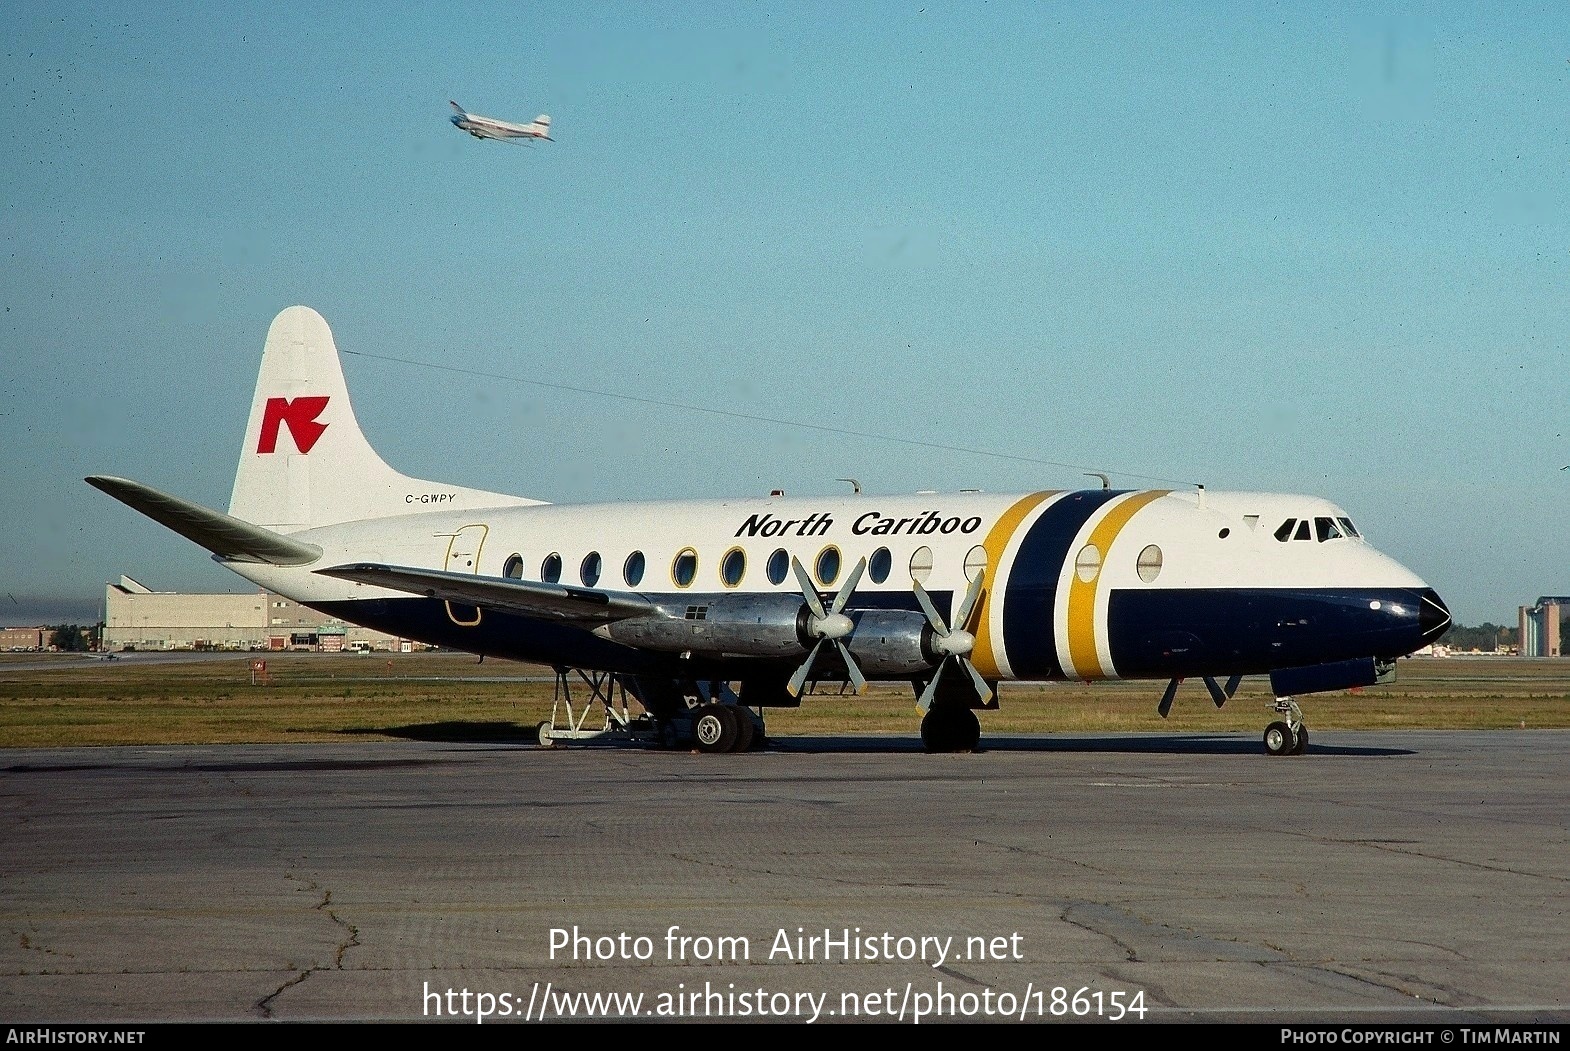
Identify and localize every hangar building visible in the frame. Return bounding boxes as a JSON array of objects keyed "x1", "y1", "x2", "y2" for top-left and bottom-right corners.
[{"x1": 102, "y1": 576, "x2": 408, "y2": 652}]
